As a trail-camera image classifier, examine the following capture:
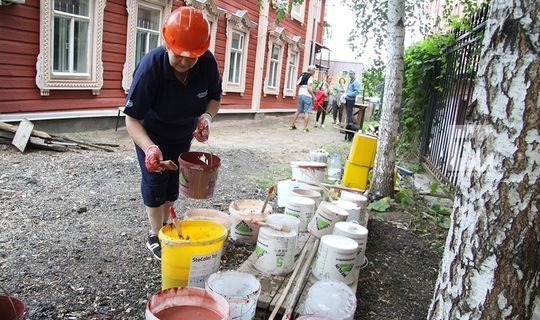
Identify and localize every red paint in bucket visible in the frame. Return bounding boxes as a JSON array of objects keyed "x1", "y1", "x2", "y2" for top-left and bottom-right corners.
[
  {"x1": 0, "y1": 295, "x2": 25, "y2": 320},
  {"x1": 145, "y1": 287, "x2": 229, "y2": 320},
  {"x1": 178, "y1": 152, "x2": 221, "y2": 199}
]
